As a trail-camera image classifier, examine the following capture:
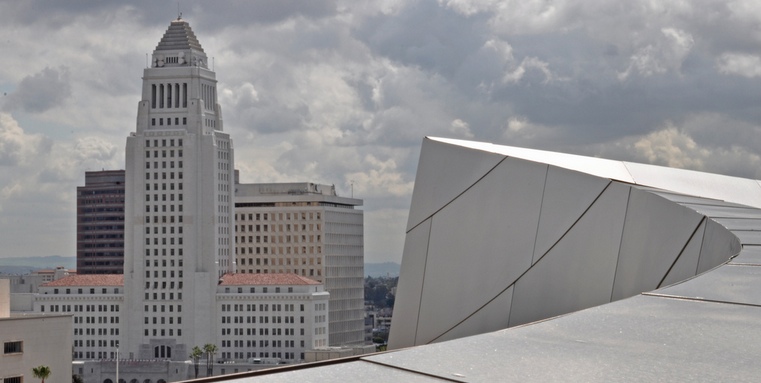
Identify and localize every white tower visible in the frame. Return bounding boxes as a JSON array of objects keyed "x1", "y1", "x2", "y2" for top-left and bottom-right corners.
[{"x1": 122, "y1": 18, "x2": 235, "y2": 360}]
